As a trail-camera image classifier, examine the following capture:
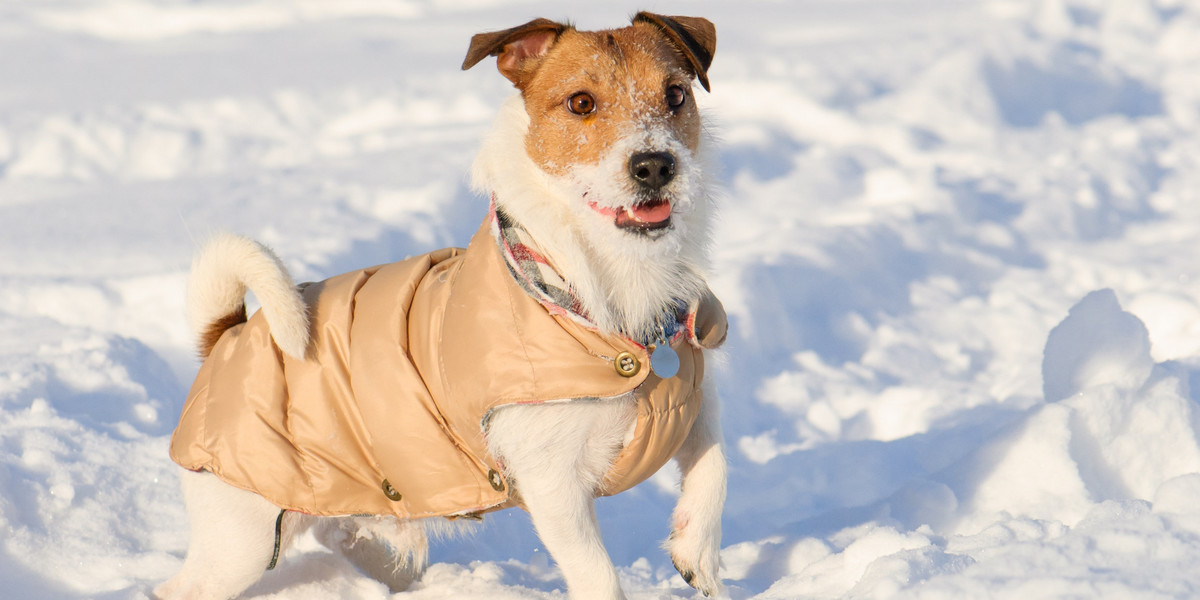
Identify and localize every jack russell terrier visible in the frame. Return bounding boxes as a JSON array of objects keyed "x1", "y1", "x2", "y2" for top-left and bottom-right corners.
[{"x1": 156, "y1": 12, "x2": 727, "y2": 600}]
